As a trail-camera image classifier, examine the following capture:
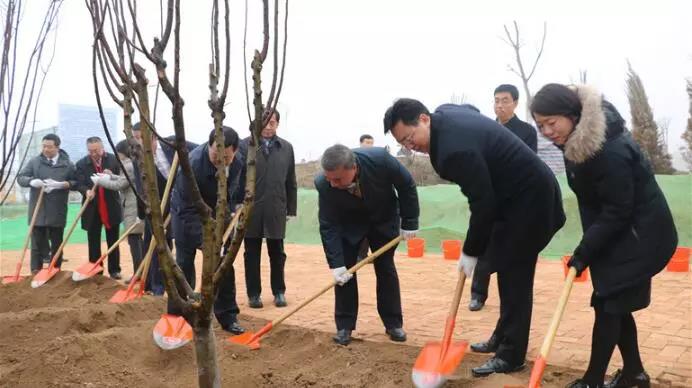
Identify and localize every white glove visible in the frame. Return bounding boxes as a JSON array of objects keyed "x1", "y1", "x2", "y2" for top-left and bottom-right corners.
[
  {"x1": 287, "y1": 215, "x2": 296, "y2": 221},
  {"x1": 43, "y1": 179, "x2": 57, "y2": 193},
  {"x1": 45, "y1": 179, "x2": 67, "y2": 192},
  {"x1": 90, "y1": 174, "x2": 101, "y2": 186},
  {"x1": 30, "y1": 179, "x2": 45, "y2": 188},
  {"x1": 457, "y1": 253, "x2": 478, "y2": 277},
  {"x1": 399, "y1": 229, "x2": 418, "y2": 240},
  {"x1": 331, "y1": 266, "x2": 353, "y2": 286}
]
